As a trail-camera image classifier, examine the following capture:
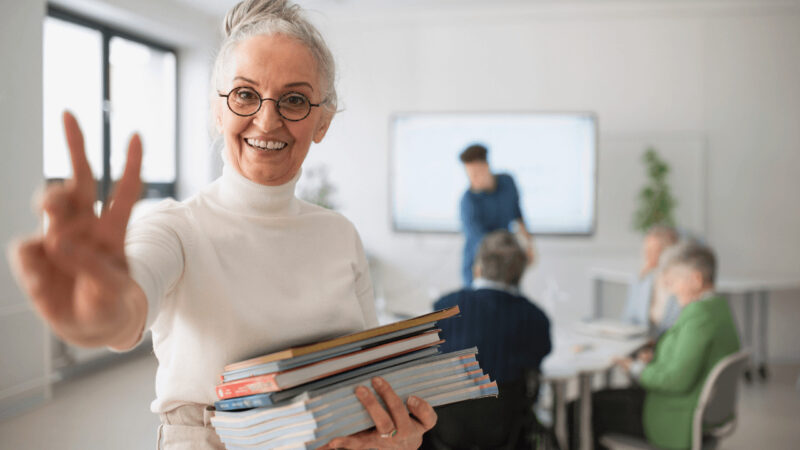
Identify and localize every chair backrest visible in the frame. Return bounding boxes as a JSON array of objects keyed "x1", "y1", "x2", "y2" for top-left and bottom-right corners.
[{"x1": 692, "y1": 350, "x2": 749, "y2": 449}]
